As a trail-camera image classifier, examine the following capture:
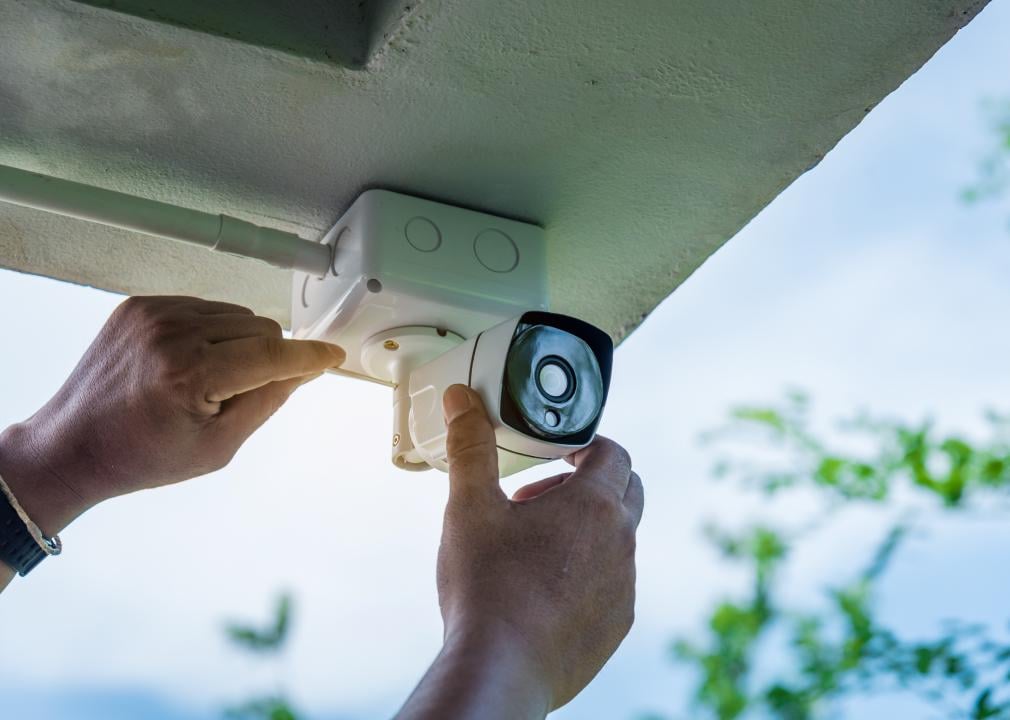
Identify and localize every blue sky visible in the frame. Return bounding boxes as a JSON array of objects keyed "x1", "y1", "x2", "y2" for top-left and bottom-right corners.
[{"x1": 2, "y1": 2, "x2": 1010, "y2": 719}]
